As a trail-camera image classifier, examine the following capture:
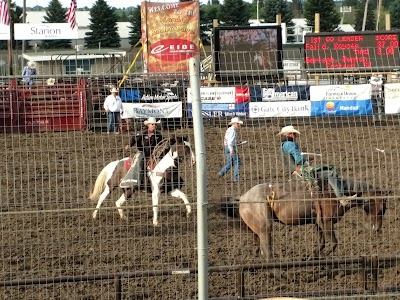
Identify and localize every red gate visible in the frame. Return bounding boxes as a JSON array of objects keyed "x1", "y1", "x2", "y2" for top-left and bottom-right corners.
[
  {"x1": 0, "y1": 85, "x2": 16, "y2": 132},
  {"x1": 12, "y1": 79, "x2": 87, "y2": 132}
]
